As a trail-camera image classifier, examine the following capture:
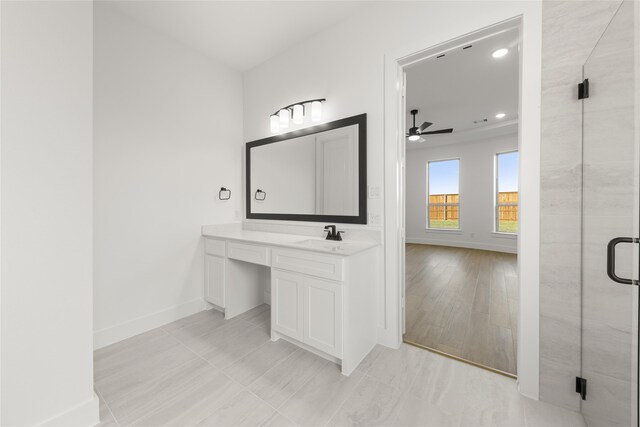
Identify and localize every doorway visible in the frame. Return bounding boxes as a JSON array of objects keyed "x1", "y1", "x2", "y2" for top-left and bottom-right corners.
[{"x1": 401, "y1": 26, "x2": 520, "y2": 377}]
